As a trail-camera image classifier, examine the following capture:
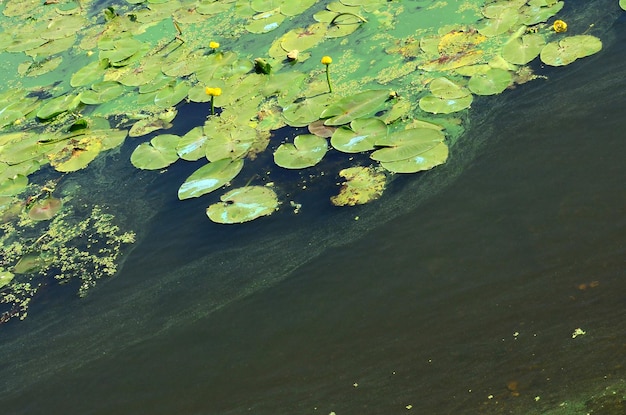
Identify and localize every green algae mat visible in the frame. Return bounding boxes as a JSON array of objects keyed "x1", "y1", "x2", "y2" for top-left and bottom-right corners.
[{"x1": 0, "y1": 0, "x2": 619, "y2": 323}]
